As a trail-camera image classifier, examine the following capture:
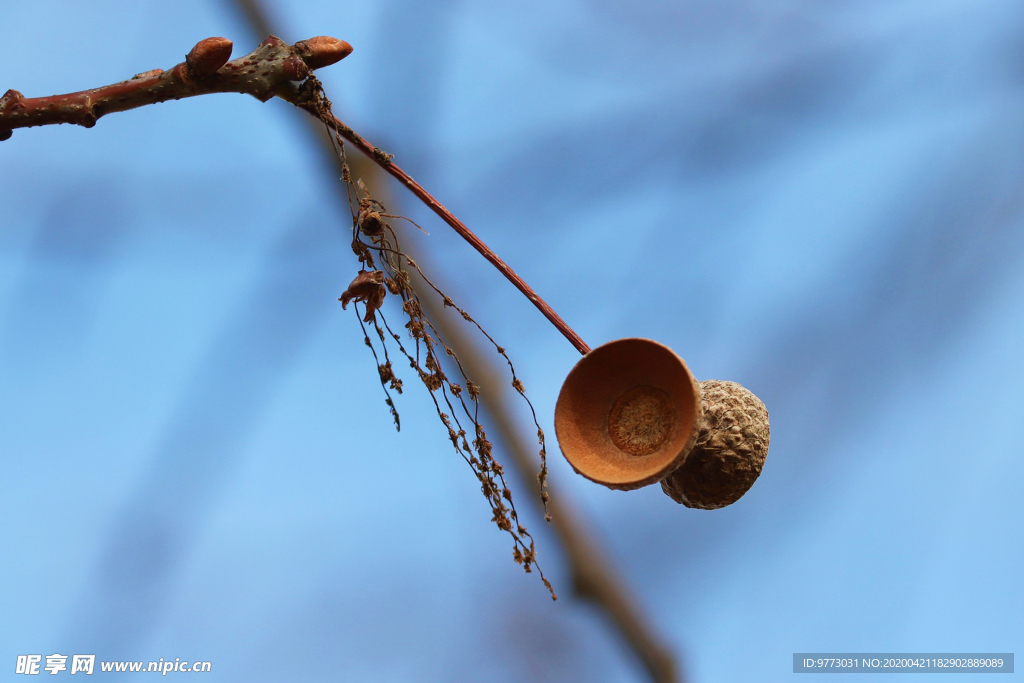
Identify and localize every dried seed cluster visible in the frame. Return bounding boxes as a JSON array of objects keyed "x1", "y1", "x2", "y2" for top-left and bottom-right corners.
[
  {"x1": 306, "y1": 77, "x2": 555, "y2": 599},
  {"x1": 660, "y1": 380, "x2": 769, "y2": 509}
]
